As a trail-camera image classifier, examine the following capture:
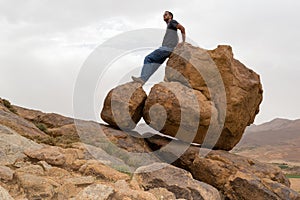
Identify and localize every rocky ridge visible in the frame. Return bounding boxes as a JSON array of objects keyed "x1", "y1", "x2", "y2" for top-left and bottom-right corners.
[{"x1": 0, "y1": 101, "x2": 299, "y2": 198}]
